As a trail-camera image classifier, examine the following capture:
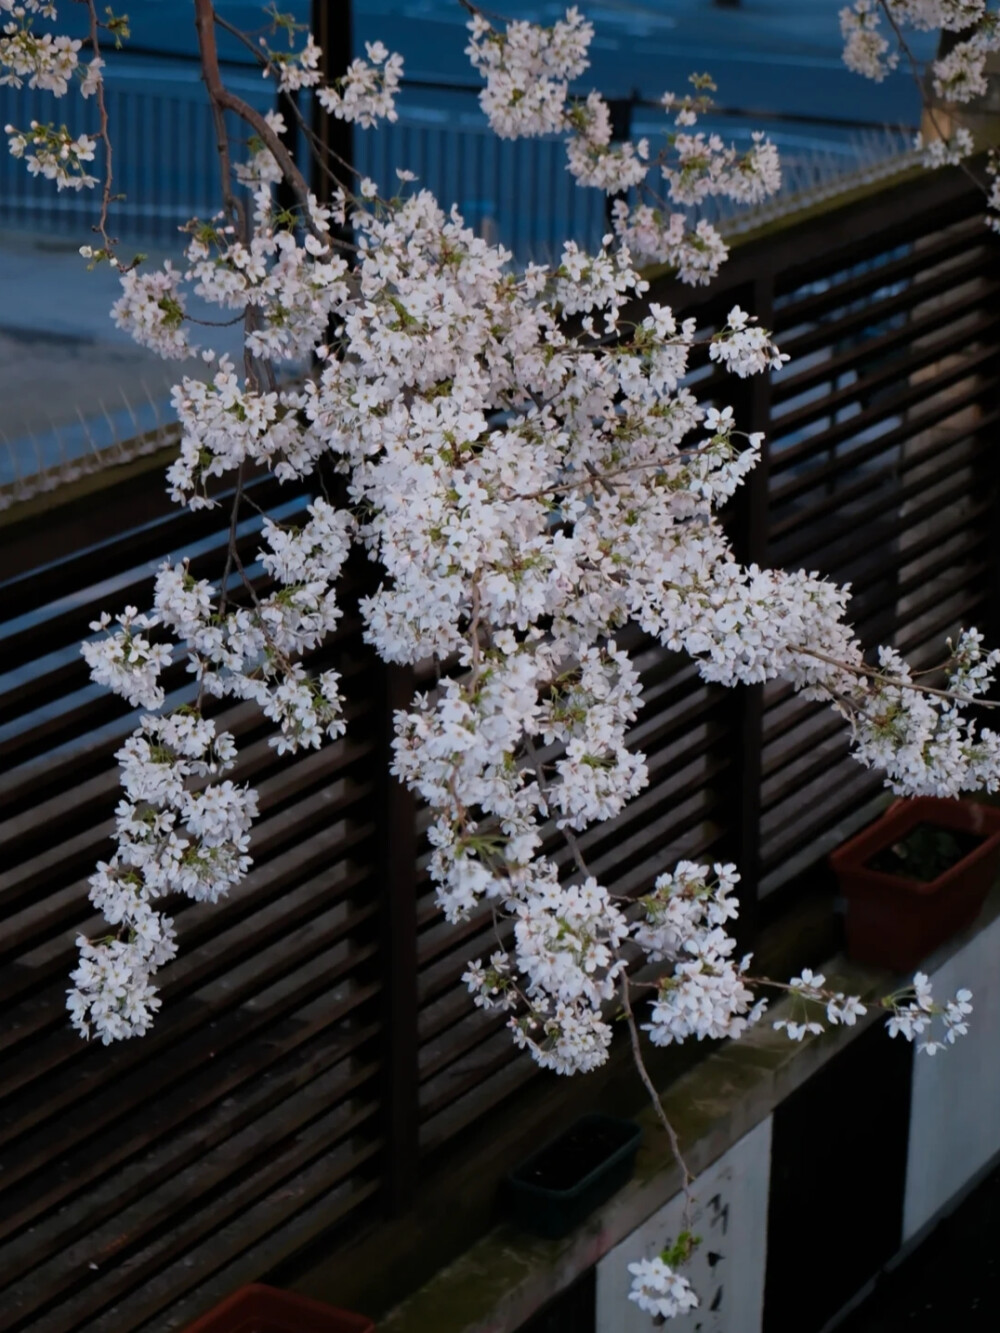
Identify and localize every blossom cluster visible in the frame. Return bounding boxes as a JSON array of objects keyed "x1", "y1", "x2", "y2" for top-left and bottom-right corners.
[
  {"x1": 0, "y1": 0, "x2": 87, "y2": 97},
  {"x1": 465, "y1": 7, "x2": 781, "y2": 283},
  {"x1": 840, "y1": 0, "x2": 900, "y2": 81},
  {"x1": 0, "y1": 0, "x2": 102, "y2": 190},
  {"x1": 628, "y1": 1256, "x2": 700, "y2": 1320},
  {"x1": 465, "y1": 6, "x2": 593, "y2": 140},
  {"x1": 317, "y1": 39, "x2": 404, "y2": 128},
  {"x1": 842, "y1": 0, "x2": 1000, "y2": 217},
  {"x1": 3, "y1": 118, "x2": 96, "y2": 190},
  {"x1": 66, "y1": 710, "x2": 256, "y2": 1043}
]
